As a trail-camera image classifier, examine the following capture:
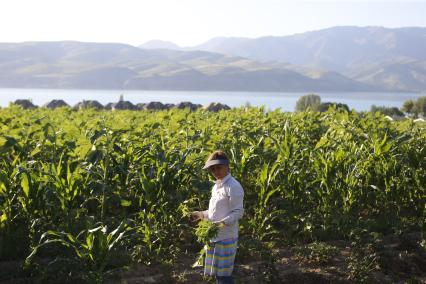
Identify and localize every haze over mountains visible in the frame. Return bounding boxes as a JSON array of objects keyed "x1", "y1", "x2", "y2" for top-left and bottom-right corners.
[{"x1": 1, "y1": 26, "x2": 425, "y2": 92}]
